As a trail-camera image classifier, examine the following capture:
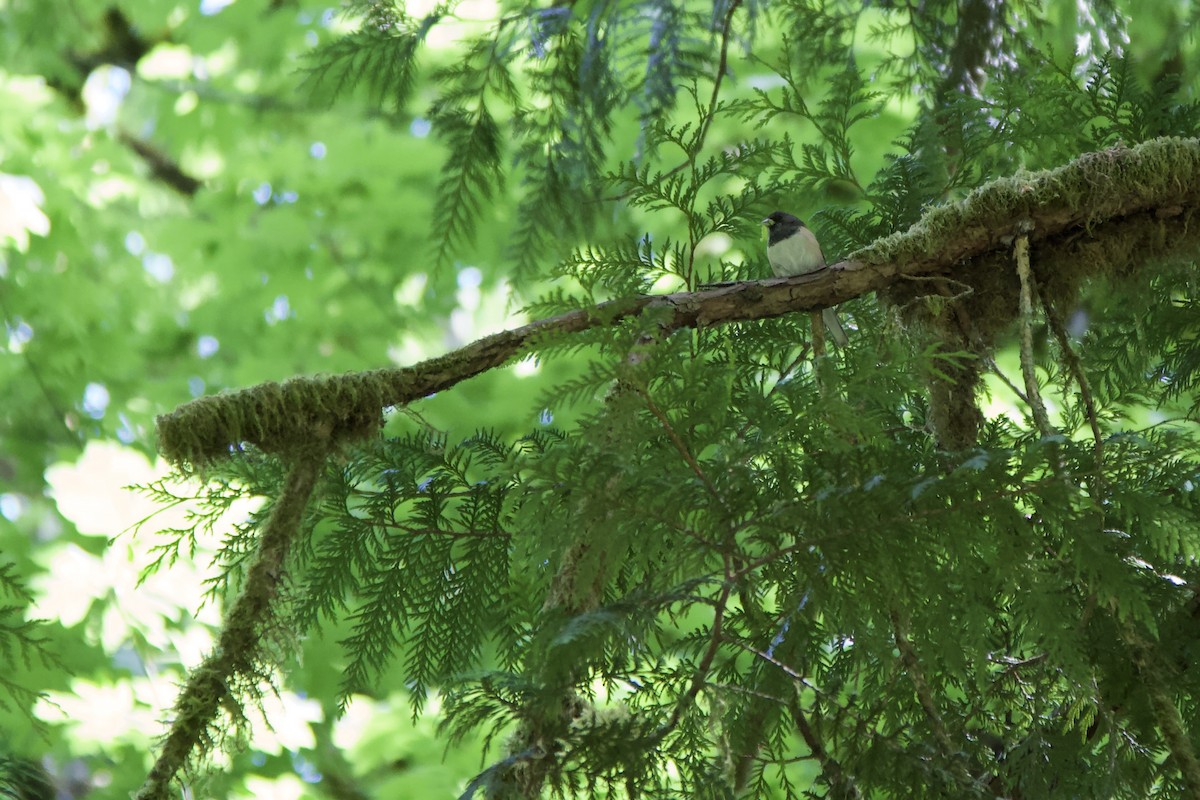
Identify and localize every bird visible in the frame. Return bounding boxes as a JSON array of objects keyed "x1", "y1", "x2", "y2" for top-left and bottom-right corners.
[{"x1": 762, "y1": 211, "x2": 849, "y2": 347}]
